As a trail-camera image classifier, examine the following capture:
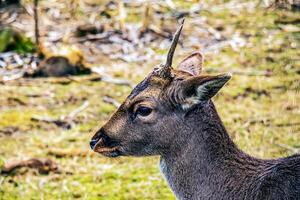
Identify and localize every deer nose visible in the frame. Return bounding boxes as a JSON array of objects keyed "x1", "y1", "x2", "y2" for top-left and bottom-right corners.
[
  {"x1": 91, "y1": 127, "x2": 112, "y2": 150},
  {"x1": 90, "y1": 128, "x2": 104, "y2": 150},
  {"x1": 90, "y1": 128, "x2": 118, "y2": 151},
  {"x1": 90, "y1": 139, "x2": 98, "y2": 150}
]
